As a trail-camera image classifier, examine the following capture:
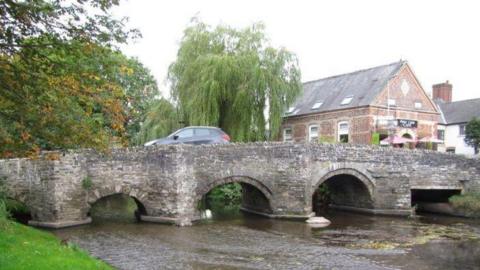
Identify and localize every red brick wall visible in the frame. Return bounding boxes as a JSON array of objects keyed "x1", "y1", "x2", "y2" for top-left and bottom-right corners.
[{"x1": 372, "y1": 64, "x2": 437, "y2": 113}]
